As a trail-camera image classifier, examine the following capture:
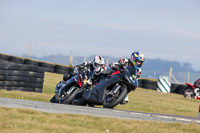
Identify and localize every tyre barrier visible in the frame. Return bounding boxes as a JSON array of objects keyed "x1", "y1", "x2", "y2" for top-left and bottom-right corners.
[
  {"x1": 0, "y1": 53, "x2": 73, "y2": 74},
  {"x1": 9, "y1": 56, "x2": 24, "y2": 64},
  {"x1": 139, "y1": 78, "x2": 187, "y2": 95},
  {"x1": 0, "y1": 61, "x2": 45, "y2": 93},
  {"x1": 172, "y1": 83, "x2": 187, "y2": 95},
  {"x1": 138, "y1": 79, "x2": 142, "y2": 88},
  {"x1": 24, "y1": 58, "x2": 40, "y2": 66},
  {"x1": 39, "y1": 61, "x2": 55, "y2": 72},
  {"x1": 170, "y1": 83, "x2": 179, "y2": 93},
  {"x1": 141, "y1": 79, "x2": 157, "y2": 90},
  {"x1": 0, "y1": 53, "x2": 10, "y2": 61},
  {"x1": 54, "y1": 64, "x2": 73, "y2": 74}
]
